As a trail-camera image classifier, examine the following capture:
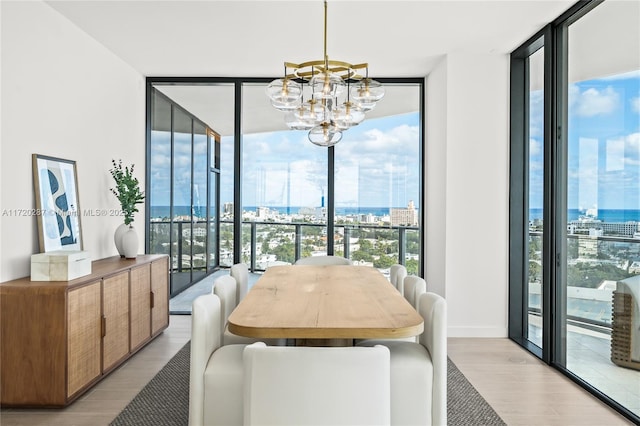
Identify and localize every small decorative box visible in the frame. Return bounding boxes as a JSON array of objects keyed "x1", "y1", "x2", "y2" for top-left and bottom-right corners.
[{"x1": 30, "y1": 250, "x2": 91, "y2": 281}]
